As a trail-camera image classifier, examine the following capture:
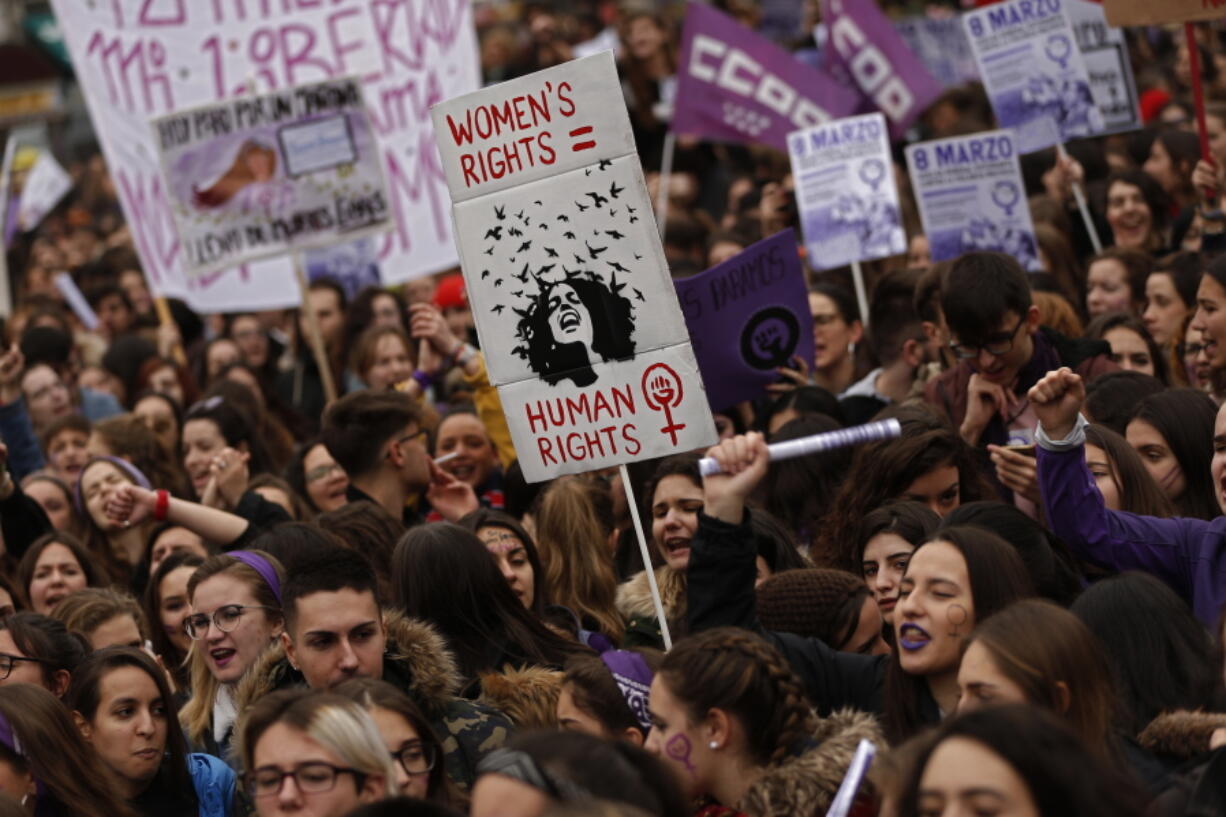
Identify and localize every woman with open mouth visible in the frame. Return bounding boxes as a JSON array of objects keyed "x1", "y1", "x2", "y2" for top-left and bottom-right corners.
[
  {"x1": 686, "y1": 432, "x2": 1033, "y2": 744},
  {"x1": 68, "y1": 647, "x2": 237, "y2": 817}
]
